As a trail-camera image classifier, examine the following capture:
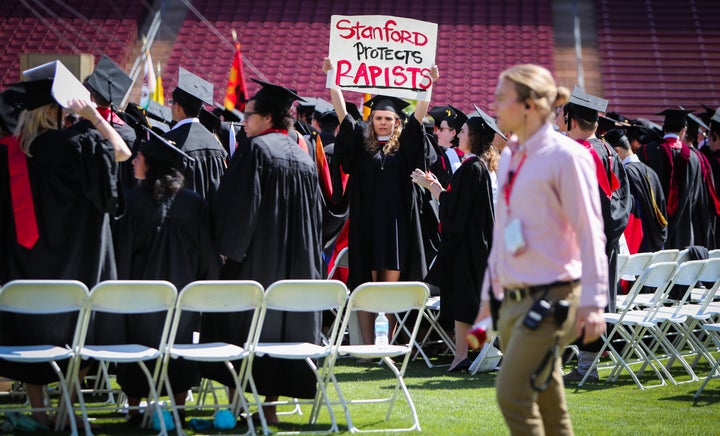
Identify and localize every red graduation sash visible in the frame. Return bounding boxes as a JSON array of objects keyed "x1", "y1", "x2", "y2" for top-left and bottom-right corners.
[
  {"x1": 659, "y1": 137, "x2": 690, "y2": 217},
  {"x1": 577, "y1": 139, "x2": 620, "y2": 199},
  {"x1": 3, "y1": 135, "x2": 39, "y2": 249}
]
